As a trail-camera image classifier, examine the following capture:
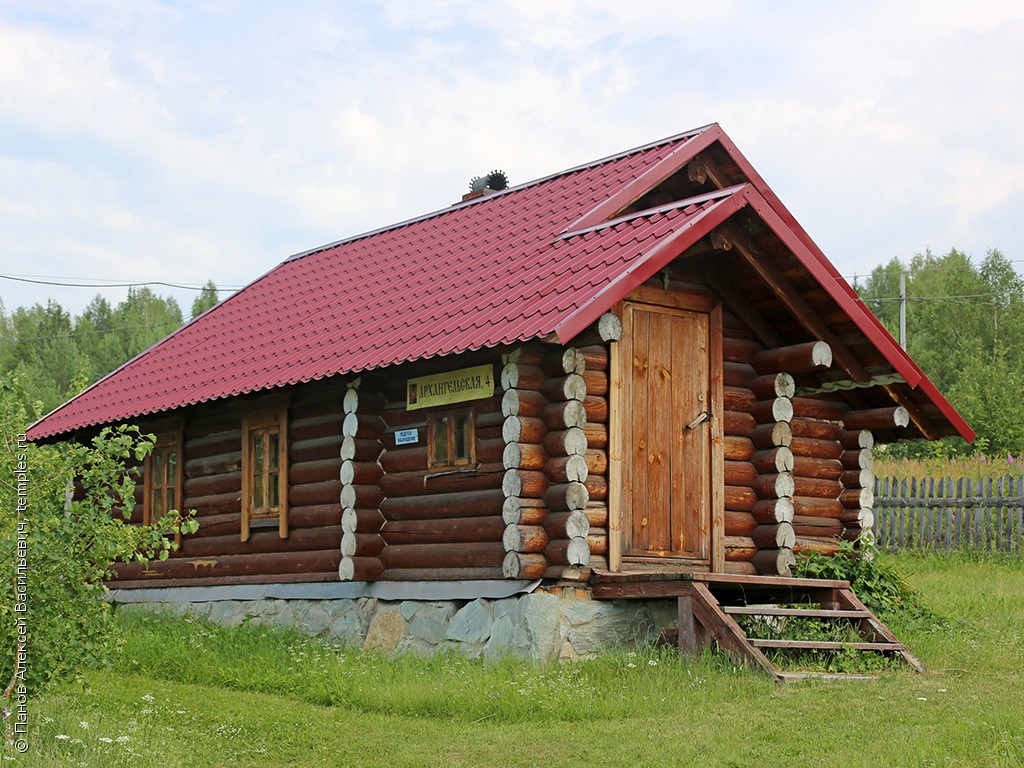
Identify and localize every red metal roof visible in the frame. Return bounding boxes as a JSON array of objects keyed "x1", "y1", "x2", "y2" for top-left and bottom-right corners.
[{"x1": 27, "y1": 124, "x2": 972, "y2": 442}]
